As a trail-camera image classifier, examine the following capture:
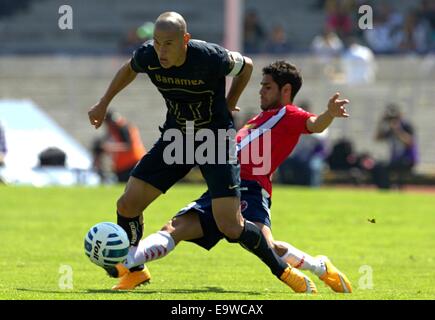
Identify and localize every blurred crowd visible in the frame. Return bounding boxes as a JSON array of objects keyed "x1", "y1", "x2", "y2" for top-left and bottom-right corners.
[
  {"x1": 0, "y1": 0, "x2": 32, "y2": 19},
  {"x1": 273, "y1": 102, "x2": 418, "y2": 190},
  {"x1": 234, "y1": 101, "x2": 418, "y2": 190},
  {"x1": 115, "y1": 0, "x2": 435, "y2": 57},
  {"x1": 1, "y1": 103, "x2": 418, "y2": 189},
  {"x1": 243, "y1": 0, "x2": 435, "y2": 55},
  {"x1": 0, "y1": 1, "x2": 427, "y2": 188}
]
